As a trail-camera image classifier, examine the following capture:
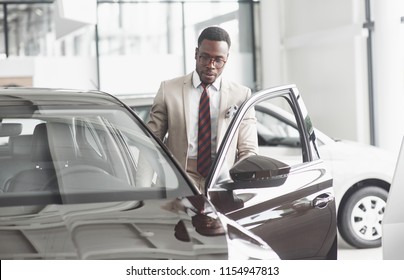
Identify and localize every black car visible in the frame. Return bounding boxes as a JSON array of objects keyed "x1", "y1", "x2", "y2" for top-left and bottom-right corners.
[
  {"x1": 121, "y1": 90, "x2": 394, "y2": 250},
  {"x1": 0, "y1": 85, "x2": 337, "y2": 259}
]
